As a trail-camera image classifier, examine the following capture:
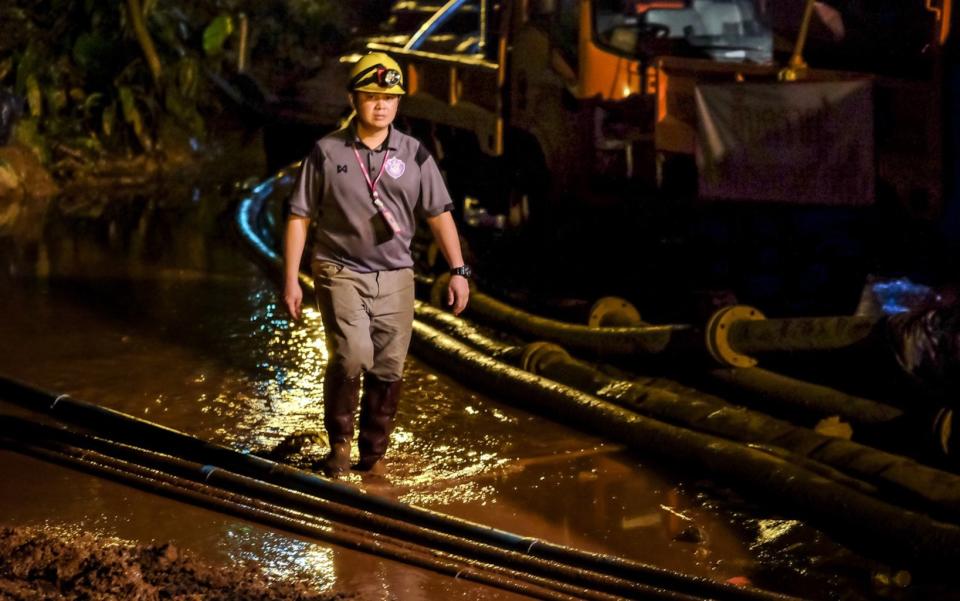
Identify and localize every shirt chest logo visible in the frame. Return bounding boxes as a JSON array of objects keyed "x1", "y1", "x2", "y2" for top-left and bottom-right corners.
[{"x1": 385, "y1": 157, "x2": 406, "y2": 179}]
